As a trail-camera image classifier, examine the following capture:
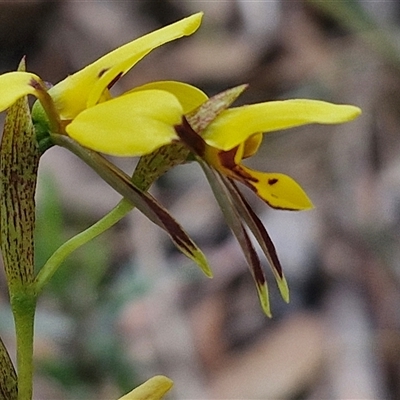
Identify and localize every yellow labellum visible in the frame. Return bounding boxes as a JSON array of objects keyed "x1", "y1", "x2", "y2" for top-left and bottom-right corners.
[
  {"x1": 242, "y1": 133, "x2": 263, "y2": 159},
  {"x1": 240, "y1": 168, "x2": 314, "y2": 210}
]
